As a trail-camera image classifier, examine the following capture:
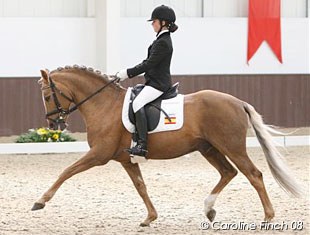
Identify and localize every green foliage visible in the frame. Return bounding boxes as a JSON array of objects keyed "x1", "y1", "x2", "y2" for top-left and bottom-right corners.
[{"x1": 16, "y1": 127, "x2": 76, "y2": 143}]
